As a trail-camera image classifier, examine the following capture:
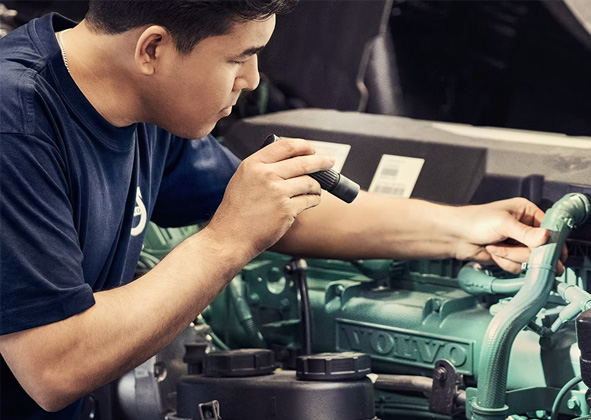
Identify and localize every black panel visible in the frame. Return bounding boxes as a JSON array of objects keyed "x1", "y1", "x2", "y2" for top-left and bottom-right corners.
[{"x1": 176, "y1": 371, "x2": 375, "y2": 420}]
